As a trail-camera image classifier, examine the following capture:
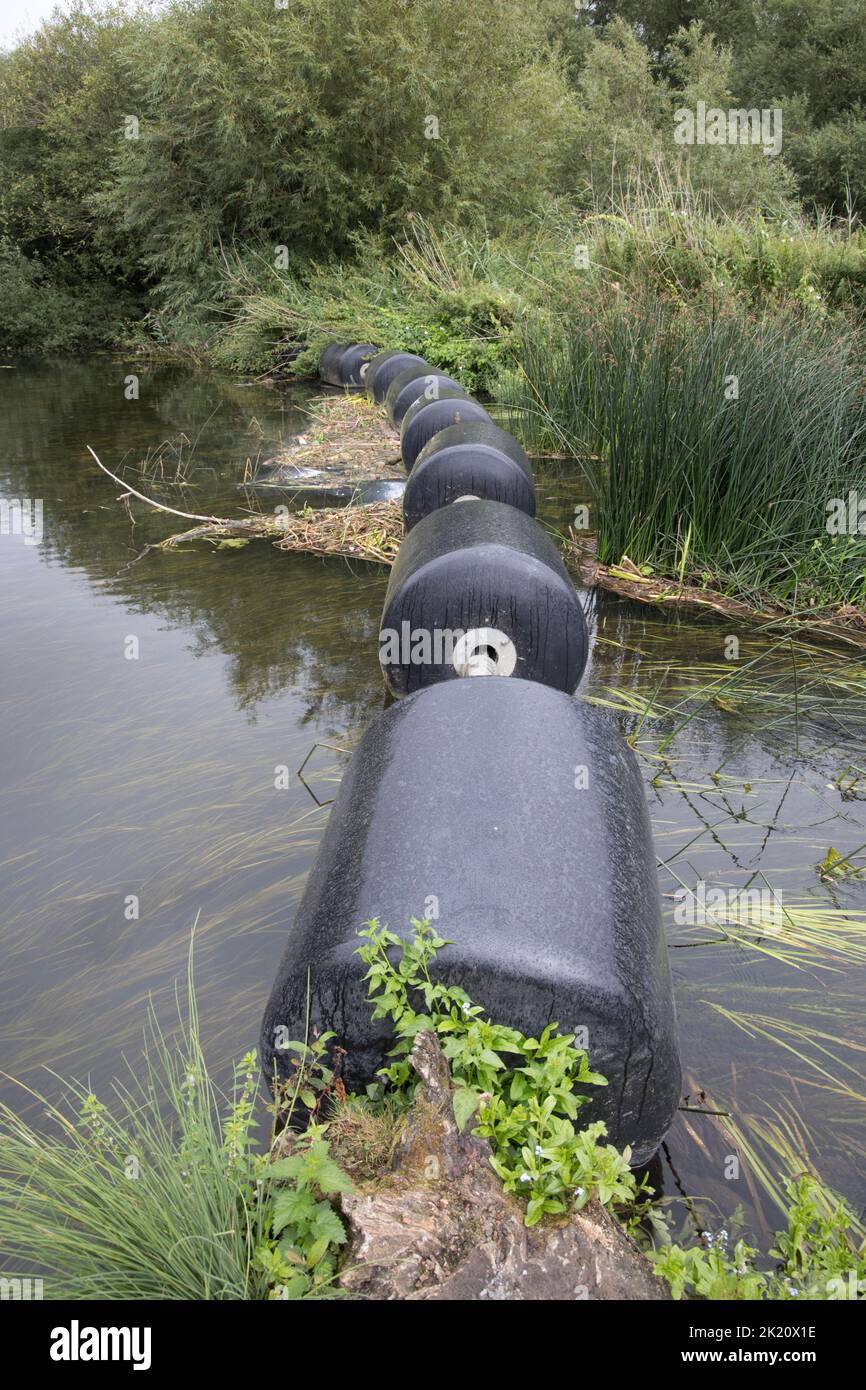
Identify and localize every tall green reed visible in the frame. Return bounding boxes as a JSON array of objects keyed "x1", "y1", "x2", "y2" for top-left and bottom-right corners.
[{"x1": 500, "y1": 301, "x2": 866, "y2": 609}]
